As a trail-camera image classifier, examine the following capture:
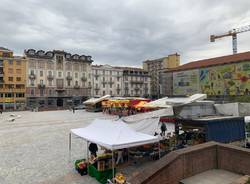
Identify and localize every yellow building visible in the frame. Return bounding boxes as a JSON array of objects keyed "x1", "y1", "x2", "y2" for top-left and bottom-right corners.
[
  {"x1": 143, "y1": 53, "x2": 180, "y2": 97},
  {"x1": 0, "y1": 47, "x2": 26, "y2": 110}
]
